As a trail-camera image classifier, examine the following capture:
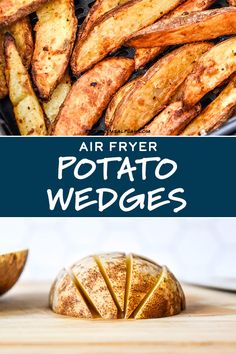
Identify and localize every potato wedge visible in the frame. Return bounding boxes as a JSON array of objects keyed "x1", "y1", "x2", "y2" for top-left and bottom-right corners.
[
  {"x1": 71, "y1": 256, "x2": 118, "y2": 319},
  {"x1": 137, "y1": 101, "x2": 201, "y2": 136},
  {"x1": 133, "y1": 266, "x2": 185, "y2": 319},
  {"x1": 49, "y1": 268, "x2": 93, "y2": 318},
  {"x1": 5, "y1": 34, "x2": 47, "y2": 135},
  {"x1": 95, "y1": 253, "x2": 126, "y2": 315},
  {"x1": 71, "y1": 0, "x2": 184, "y2": 76},
  {"x1": 134, "y1": 0, "x2": 215, "y2": 69},
  {"x1": 128, "y1": 8, "x2": 236, "y2": 48},
  {"x1": 53, "y1": 57, "x2": 134, "y2": 136},
  {"x1": 0, "y1": 249, "x2": 28, "y2": 296},
  {"x1": 181, "y1": 76, "x2": 236, "y2": 136},
  {"x1": 0, "y1": 0, "x2": 49, "y2": 28},
  {"x1": 109, "y1": 43, "x2": 212, "y2": 135},
  {"x1": 0, "y1": 31, "x2": 8, "y2": 99},
  {"x1": 229, "y1": 0, "x2": 236, "y2": 5},
  {"x1": 32, "y1": 0, "x2": 77, "y2": 99},
  {"x1": 181, "y1": 37, "x2": 236, "y2": 108},
  {"x1": 43, "y1": 71, "x2": 71, "y2": 125},
  {"x1": 125, "y1": 254, "x2": 162, "y2": 319}
]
